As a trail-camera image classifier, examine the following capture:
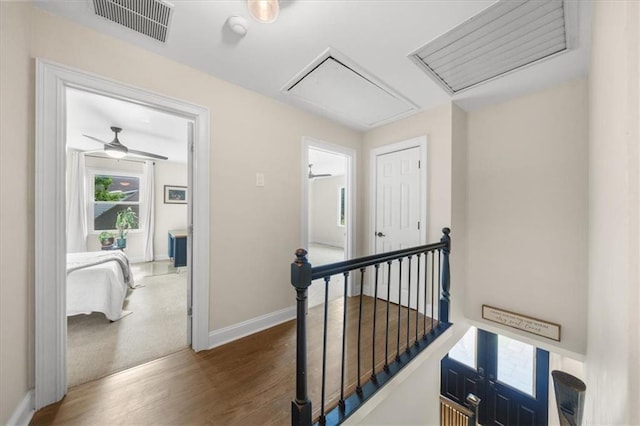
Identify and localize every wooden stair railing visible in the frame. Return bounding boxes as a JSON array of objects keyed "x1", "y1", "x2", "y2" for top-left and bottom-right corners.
[
  {"x1": 440, "y1": 394, "x2": 480, "y2": 426},
  {"x1": 291, "y1": 228, "x2": 452, "y2": 425}
]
